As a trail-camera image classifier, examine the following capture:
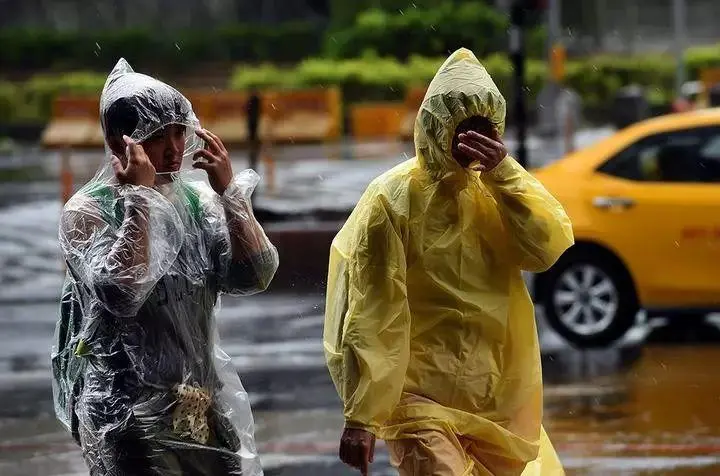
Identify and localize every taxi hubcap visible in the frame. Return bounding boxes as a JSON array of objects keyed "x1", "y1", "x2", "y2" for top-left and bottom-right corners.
[{"x1": 553, "y1": 264, "x2": 619, "y2": 336}]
